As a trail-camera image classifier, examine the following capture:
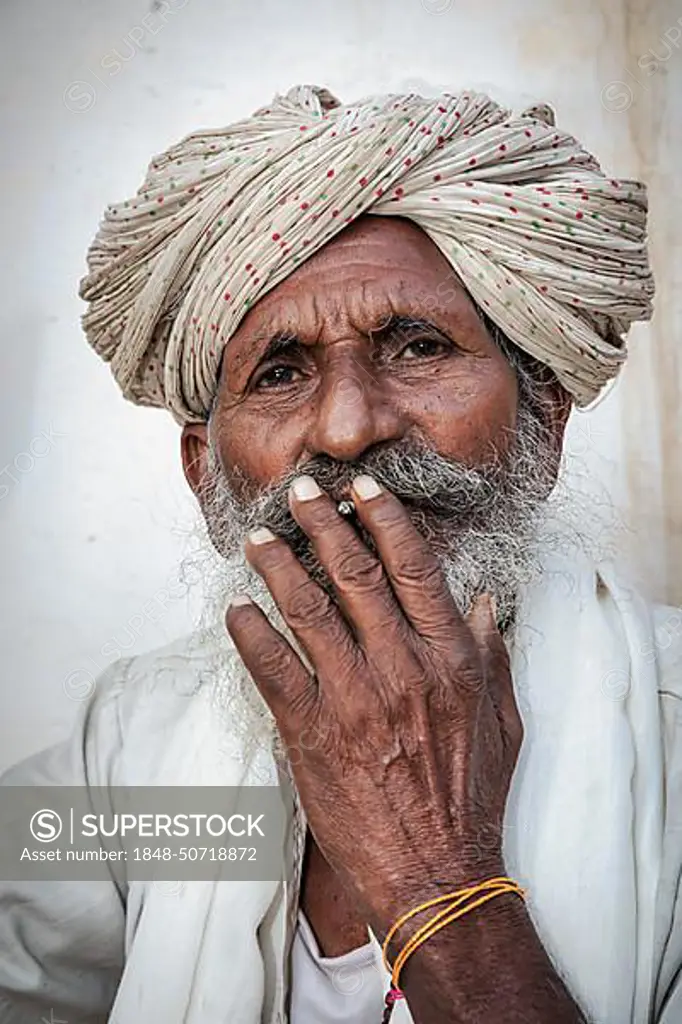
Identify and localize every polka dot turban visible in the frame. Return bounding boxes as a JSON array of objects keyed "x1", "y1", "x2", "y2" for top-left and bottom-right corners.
[{"x1": 80, "y1": 84, "x2": 654, "y2": 424}]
